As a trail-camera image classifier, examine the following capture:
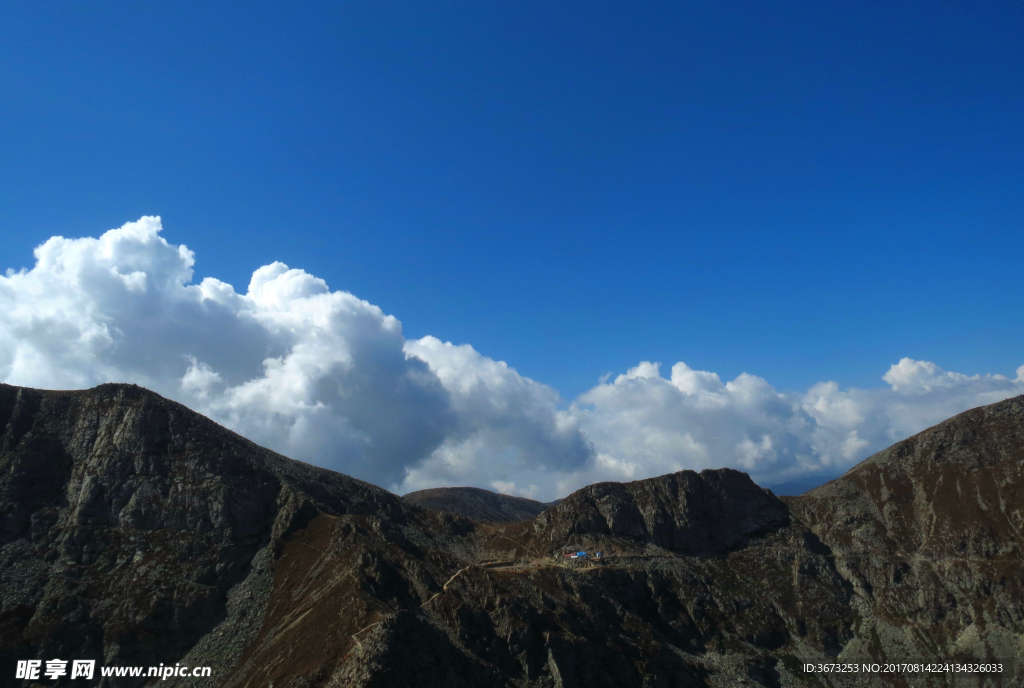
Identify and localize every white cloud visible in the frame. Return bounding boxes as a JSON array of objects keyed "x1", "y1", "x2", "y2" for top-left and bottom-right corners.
[
  {"x1": 563, "y1": 357, "x2": 1024, "y2": 494},
  {"x1": 399, "y1": 336, "x2": 592, "y2": 494},
  {"x1": 0, "y1": 218, "x2": 450, "y2": 486},
  {"x1": 2, "y1": 217, "x2": 1022, "y2": 500}
]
